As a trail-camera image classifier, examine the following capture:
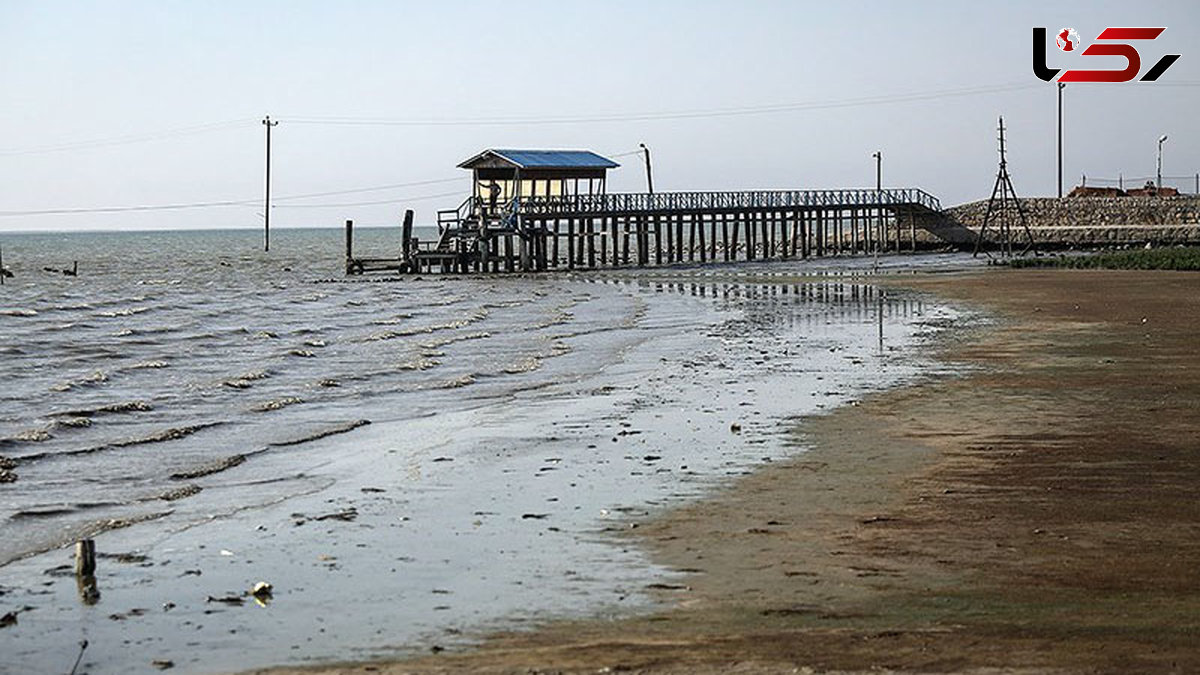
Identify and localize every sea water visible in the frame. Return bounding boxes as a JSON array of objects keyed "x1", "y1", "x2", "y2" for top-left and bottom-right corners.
[{"x1": 0, "y1": 228, "x2": 975, "y2": 673}]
